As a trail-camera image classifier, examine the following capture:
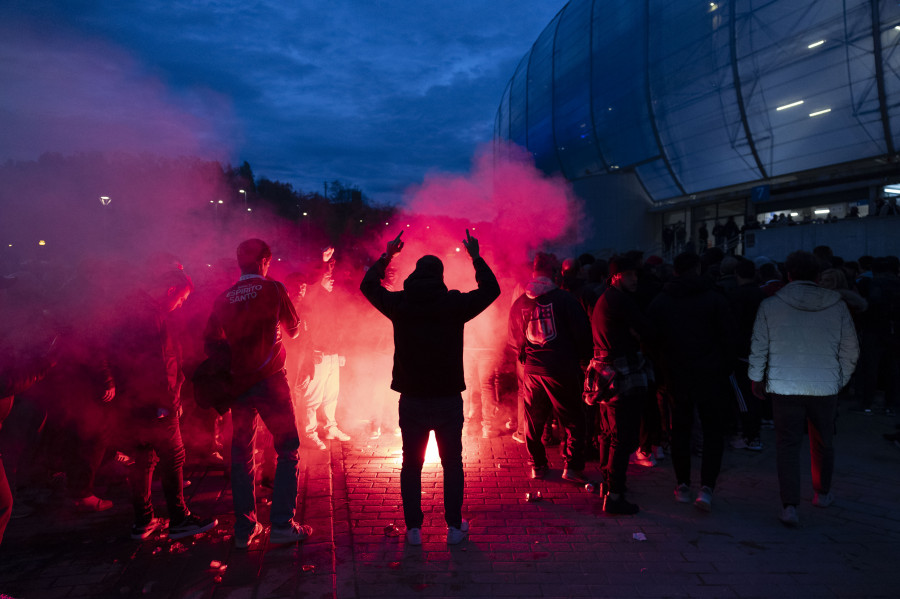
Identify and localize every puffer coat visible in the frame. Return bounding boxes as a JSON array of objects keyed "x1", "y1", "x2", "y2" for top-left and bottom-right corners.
[{"x1": 749, "y1": 280, "x2": 859, "y2": 396}]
